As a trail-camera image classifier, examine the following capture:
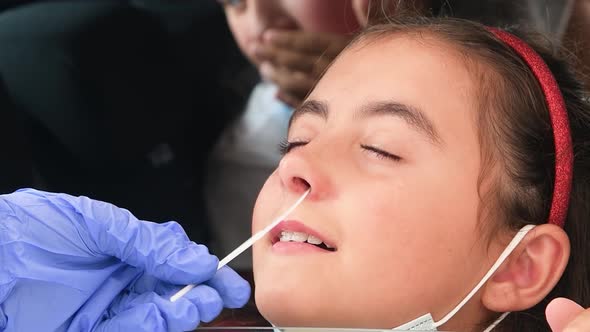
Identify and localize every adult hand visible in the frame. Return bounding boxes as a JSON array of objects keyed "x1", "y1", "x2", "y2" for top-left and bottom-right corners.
[
  {"x1": 0, "y1": 189, "x2": 250, "y2": 331},
  {"x1": 546, "y1": 297, "x2": 588, "y2": 331},
  {"x1": 254, "y1": 29, "x2": 352, "y2": 107}
]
